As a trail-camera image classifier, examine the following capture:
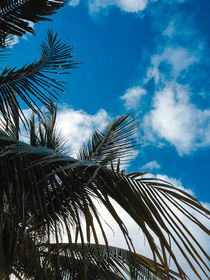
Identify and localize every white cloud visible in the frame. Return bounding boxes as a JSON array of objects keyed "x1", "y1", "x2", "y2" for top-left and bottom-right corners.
[
  {"x1": 141, "y1": 160, "x2": 161, "y2": 170},
  {"x1": 69, "y1": 0, "x2": 80, "y2": 6},
  {"x1": 56, "y1": 105, "x2": 112, "y2": 156},
  {"x1": 146, "y1": 47, "x2": 199, "y2": 84},
  {"x1": 69, "y1": 0, "x2": 185, "y2": 13},
  {"x1": 143, "y1": 85, "x2": 210, "y2": 155},
  {"x1": 115, "y1": 0, "x2": 148, "y2": 12},
  {"x1": 88, "y1": 0, "x2": 148, "y2": 13},
  {"x1": 69, "y1": 0, "x2": 149, "y2": 13},
  {"x1": 120, "y1": 86, "x2": 147, "y2": 110}
]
